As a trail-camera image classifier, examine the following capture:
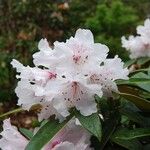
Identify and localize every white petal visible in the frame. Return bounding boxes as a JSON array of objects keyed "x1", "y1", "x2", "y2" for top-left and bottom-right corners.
[
  {"x1": 0, "y1": 119, "x2": 28, "y2": 150},
  {"x1": 38, "y1": 38, "x2": 51, "y2": 51},
  {"x1": 75, "y1": 29, "x2": 94, "y2": 44},
  {"x1": 52, "y1": 97, "x2": 70, "y2": 118},
  {"x1": 75, "y1": 83, "x2": 102, "y2": 116},
  {"x1": 38, "y1": 101, "x2": 65, "y2": 122},
  {"x1": 91, "y1": 43, "x2": 109, "y2": 62},
  {"x1": 11, "y1": 59, "x2": 24, "y2": 72},
  {"x1": 15, "y1": 80, "x2": 43, "y2": 110},
  {"x1": 52, "y1": 142, "x2": 75, "y2": 150}
]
